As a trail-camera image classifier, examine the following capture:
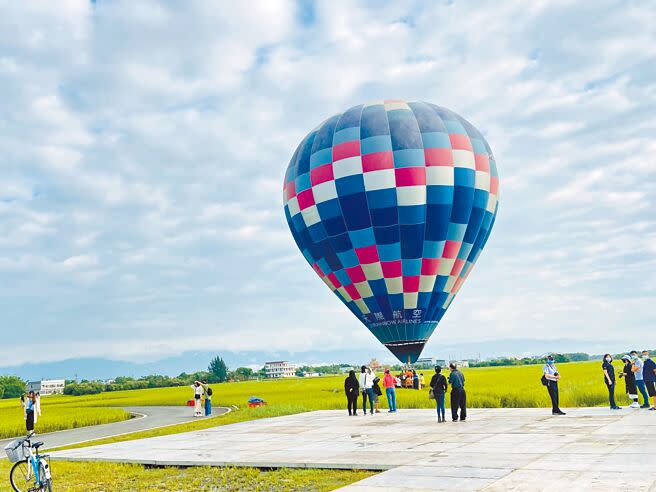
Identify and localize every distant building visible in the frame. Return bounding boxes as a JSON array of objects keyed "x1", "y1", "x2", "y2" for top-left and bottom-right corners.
[
  {"x1": 415, "y1": 357, "x2": 448, "y2": 368},
  {"x1": 264, "y1": 361, "x2": 296, "y2": 378},
  {"x1": 451, "y1": 360, "x2": 469, "y2": 368},
  {"x1": 303, "y1": 372, "x2": 320, "y2": 378},
  {"x1": 27, "y1": 379, "x2": 66, "y2": 395}
]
